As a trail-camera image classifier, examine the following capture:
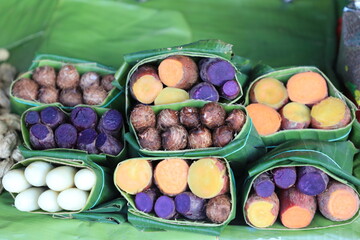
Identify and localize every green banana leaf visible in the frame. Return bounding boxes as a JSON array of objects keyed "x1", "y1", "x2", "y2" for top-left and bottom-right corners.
[
  {"x1": 9, "y1": 54, "x2": 123, "y2": 115},
  {"x1": 20, "y1": 103, "x2": 127, "y2": 167},
  {"x1": 115, "y1": 40, "x2": 249, "y2": 114},
  {"x1": 354, "y1": 154, "x2": 360, "y2": 193},
  {"x1": 0, "y1": 0, "x2": 191, "y2": 72},
  {"x1": 10, "y1": 156, "x2": 118, "y2": 215},
  {"x1": 242, "y1": 140, "x2": 360, "y2": 230},
  {"x1": 350, "y1": 118, "x2": 360, "y2": 149},
  {"x1": 244, "y1": 66, "x2": 357, "y2": 147},
  {"x1": 114, "y1": 156, "x2": 237, "y2": 236},
  {"x1": 54, "y1": 198, "x2": 127, "y2": 224},
  {"x1": 0, "y1": 190, "x2": 359, "y2": 240},
  {"x1": 125, "y1": 100, "x2": 265, "y2": 170},
  {"x1": 118, "y1": 0, "x2": 338, "y2": 84}
]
